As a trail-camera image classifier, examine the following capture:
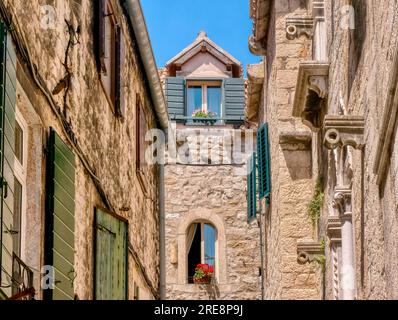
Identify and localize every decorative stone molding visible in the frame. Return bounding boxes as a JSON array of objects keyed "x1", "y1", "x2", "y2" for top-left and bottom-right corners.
[
  {"x1": 170, "y1": 243, "x2": 178, "y2": 265},
  {"x1": 248, "y1": 35, "x2": 267, "y2": 56},
  {"x1": 332, "y1": 186, "x2": 352, "y2": 215},
  {"x1": 249, "y1": 0, "x2": 271, "y2": 56},
  {"x1": 297, "y1": 240, "x2": 324, "y2": 264},
  {"x1": 279, "y1": 131, "x2": 312, "y2": 150},
  {"x1": 292, "y1": 61, "x2": 329, "y2": 131},
  {"x1": 176, "y1": 209, "x2": 227, "y2": 285},
  {"x1": 327, "y1": 216, "x2": 342, "y2": 244},
  {"x1": 286, "y1": 17, "x2": 313, "y2": 40},
  {"x1": 313, "y1": 0, "x2": 325, "y2": 23},
  {"x1": 323, "y1": 115, "x2": 365, "y2": 150}
]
